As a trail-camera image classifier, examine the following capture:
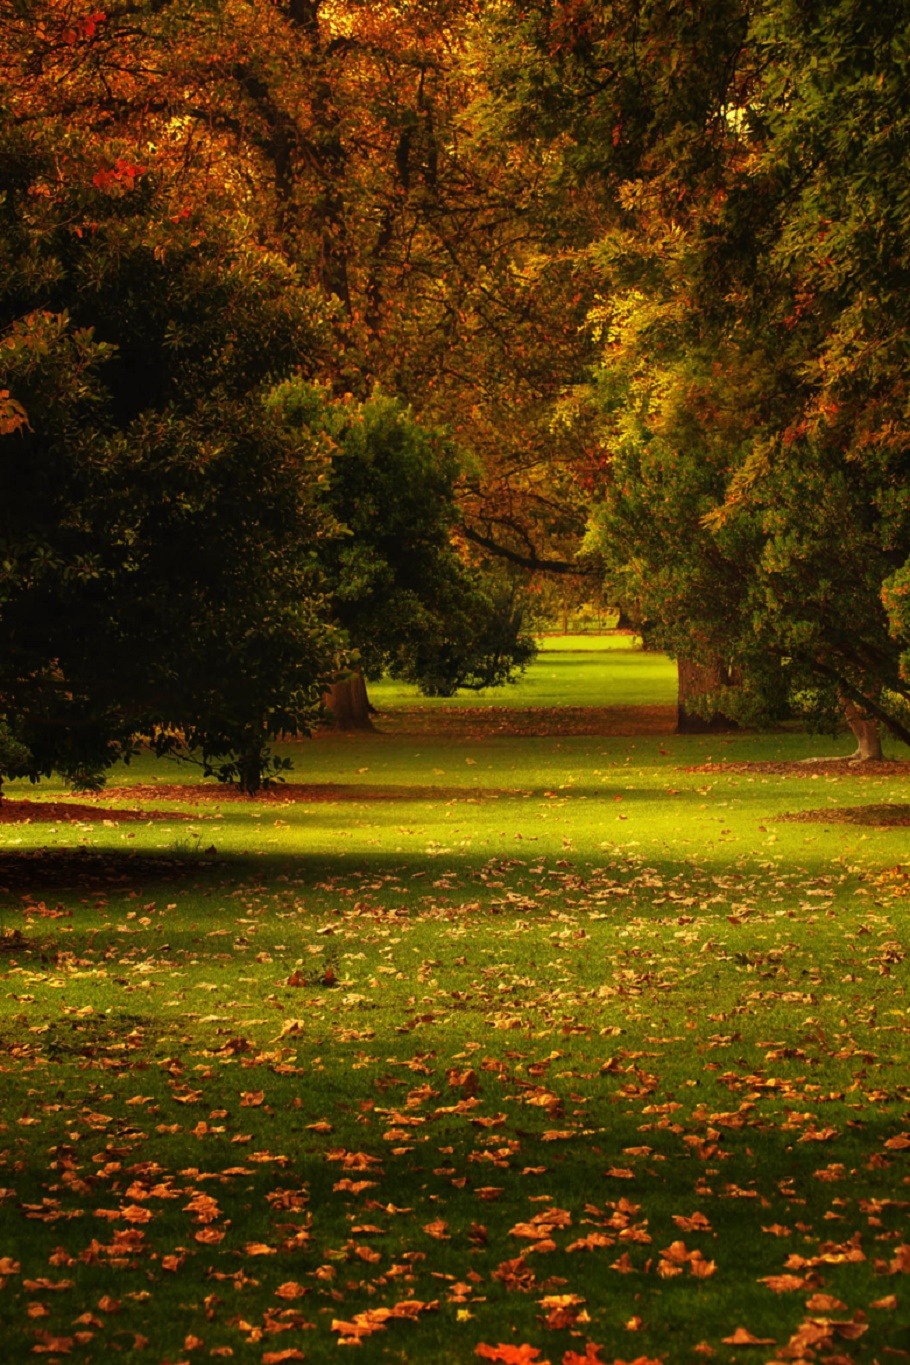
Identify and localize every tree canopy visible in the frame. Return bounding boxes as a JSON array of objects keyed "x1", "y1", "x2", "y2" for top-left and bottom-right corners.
[{"x1": 477, "y1": 0, "x2": 910, "y2": 746}]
